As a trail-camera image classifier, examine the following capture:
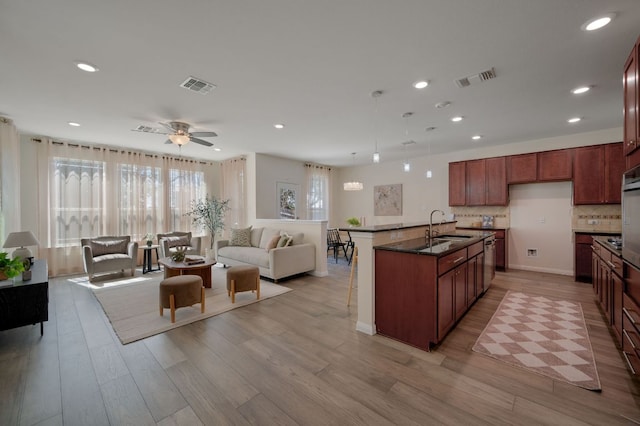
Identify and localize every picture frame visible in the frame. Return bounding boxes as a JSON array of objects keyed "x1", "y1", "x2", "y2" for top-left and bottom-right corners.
[{"x1": 276, "y1": 182, "x2": 299, "y2": 219}]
